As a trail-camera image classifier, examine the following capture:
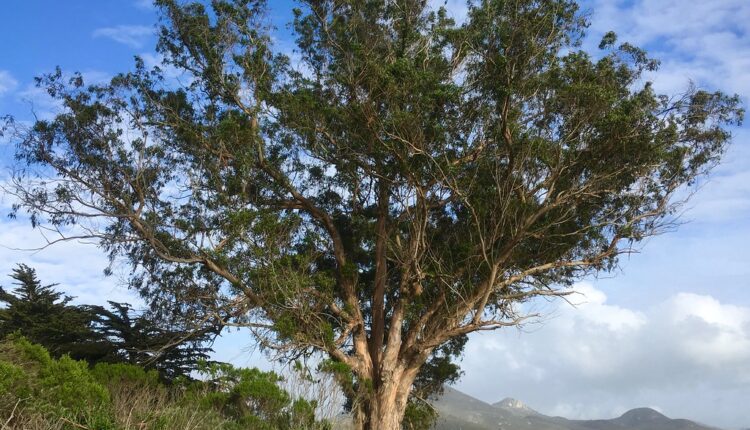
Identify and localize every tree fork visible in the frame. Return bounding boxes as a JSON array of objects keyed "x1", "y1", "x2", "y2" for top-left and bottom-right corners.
[{"x1": 355, "y1": 360, "x2": 423, "y2": 430}]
